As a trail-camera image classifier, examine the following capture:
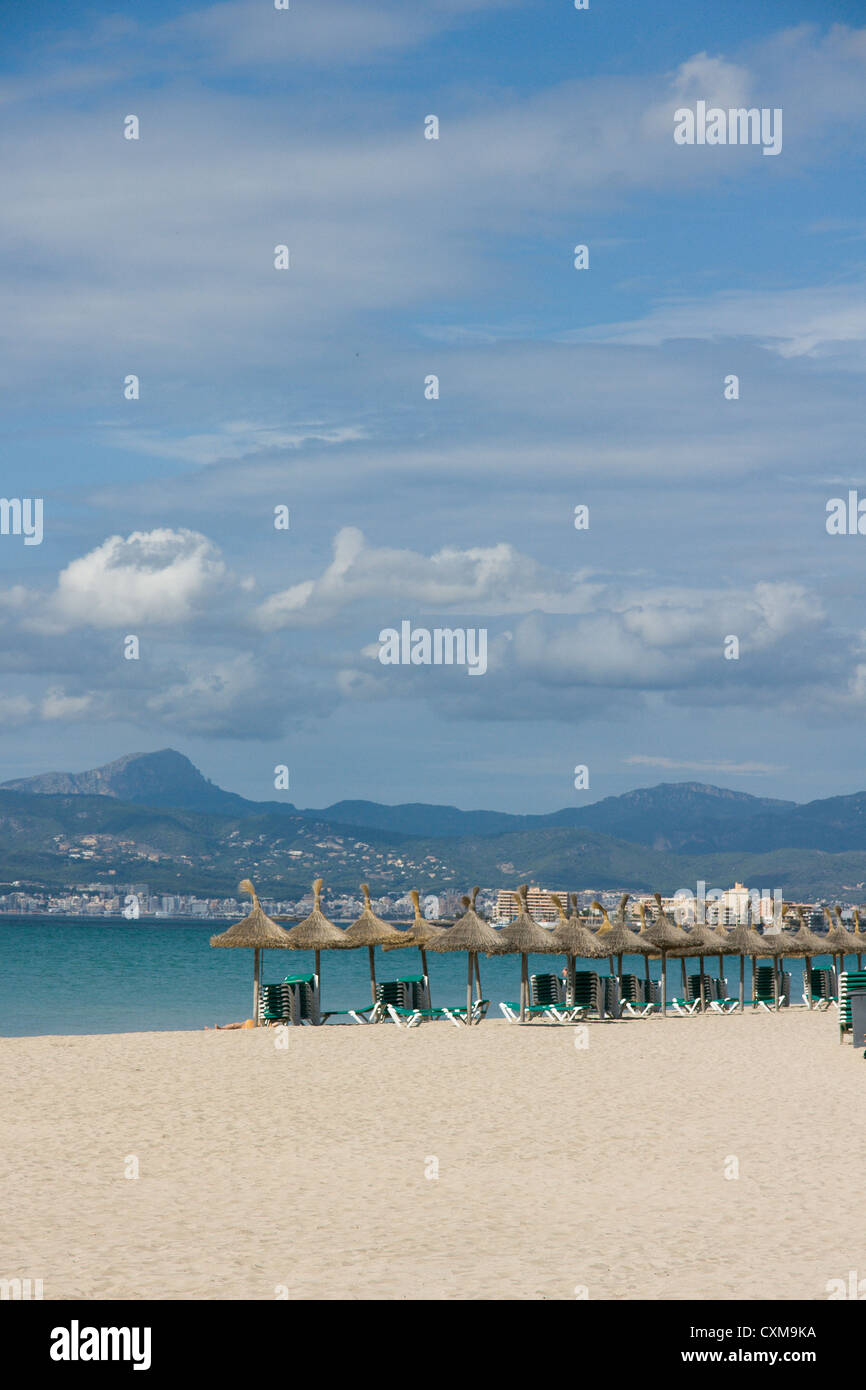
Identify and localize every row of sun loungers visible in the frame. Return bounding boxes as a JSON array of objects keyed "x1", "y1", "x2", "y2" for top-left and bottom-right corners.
[
  {"x1": 260, "y1": 966, "x2": 837, "y2": 1027},
  {"x1": 260, "y1": 973, "x2": 490, "y2": 1027}
]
